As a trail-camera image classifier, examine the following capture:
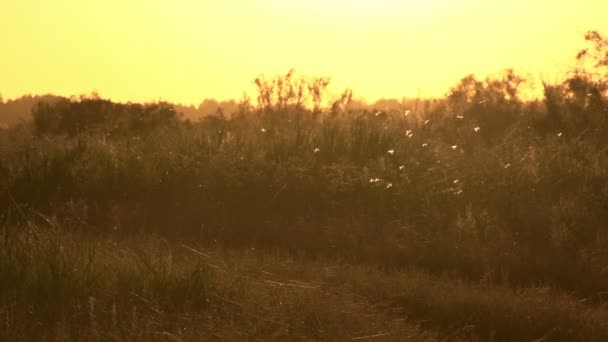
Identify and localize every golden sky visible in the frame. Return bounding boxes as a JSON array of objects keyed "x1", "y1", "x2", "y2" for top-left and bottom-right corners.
[{"x1": 1, "y1": 0, "x2": 607, "y2": 105}]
